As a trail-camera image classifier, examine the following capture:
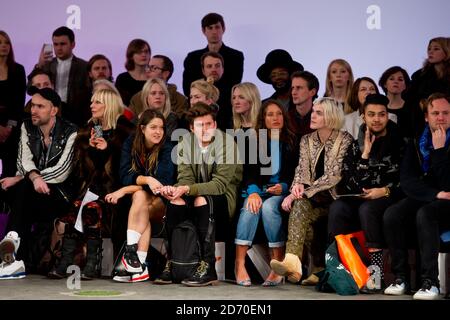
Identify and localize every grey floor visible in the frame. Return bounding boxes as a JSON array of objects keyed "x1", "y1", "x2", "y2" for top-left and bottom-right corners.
[{"x1": 0, "y1": 274, "x2": 417, "y2": 301}]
